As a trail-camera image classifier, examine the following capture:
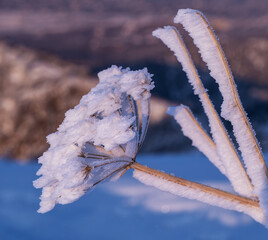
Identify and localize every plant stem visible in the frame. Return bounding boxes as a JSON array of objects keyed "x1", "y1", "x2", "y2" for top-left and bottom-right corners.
[
  {"x1": 171, "y1": 26, "x2": 254, "y2": 194},
  {"x1": 196, "y1": 12, "x2": 268, "y2": 178},
  {"x1": 131, "y1": 162, "x2": 259, "y2": 208}
]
